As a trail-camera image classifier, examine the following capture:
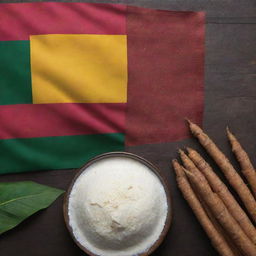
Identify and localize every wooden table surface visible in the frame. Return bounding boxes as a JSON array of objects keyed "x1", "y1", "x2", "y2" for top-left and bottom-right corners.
[{"x1": 1, "y1": 1, "x2": 256, "y2": 255}]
